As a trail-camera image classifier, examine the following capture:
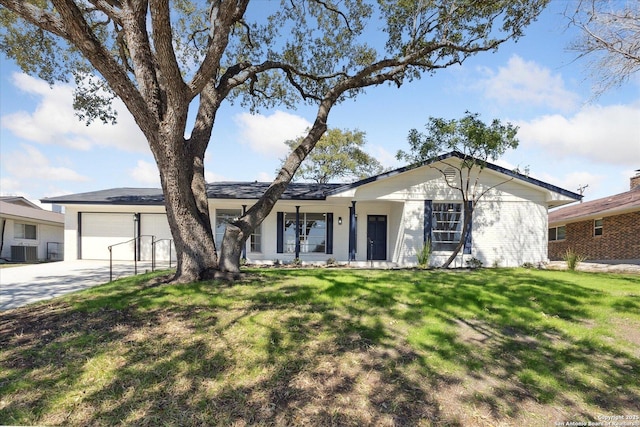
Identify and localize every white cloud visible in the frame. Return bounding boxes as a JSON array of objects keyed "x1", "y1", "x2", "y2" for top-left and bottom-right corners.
[
  {"x1": 130, "y1": 160, "x2": 160, "y2": 185},
  {"x1": 3, "y1": 144, "x2": 89, "y2": 182},
  {"x1": 2, "y1": 73, "x2": 148, "y2": 152},
  {"x1": 205, "y1": 170, "x2": 228, "y2": 183},
  {"x1": 256, "y1": 171, "x2": 274, "y2": 182},
  {"x1": 0, "y1": 177, "x2": 22, "y2": 197},
  {"x1": 516, "y1": 103, "x2": 640, "y2": 166},
  {"x1": 535, "y1": 170, "x2": 605, "y2": 197},
  {"x1": 234, "y1": 110, "x2": 311, "y2": 158},
  {"x1": 370, "y1": 145, "x2": 402, "y2": 170},
  {"x1": 478, "y1": 55, "x2": 580, "y2": 112}
]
